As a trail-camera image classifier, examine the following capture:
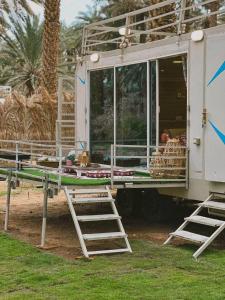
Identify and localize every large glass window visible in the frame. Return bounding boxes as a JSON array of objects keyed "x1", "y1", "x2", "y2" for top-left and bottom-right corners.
[
  {"x1": 115, "y1": 63, "x2": 148, "y2": 166},
  {"x1": 116, "y1": 63, "x2": 147, "y2": 145},
  {"x1": 149, "y1": 61, "x2": 157, "y2": 146},
  {"x1": 90, "y1": 68, "x2": 114, "y2": 164},
  {"x1": 89, "y1": 62, "x2": 157, "y2": 167}
]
